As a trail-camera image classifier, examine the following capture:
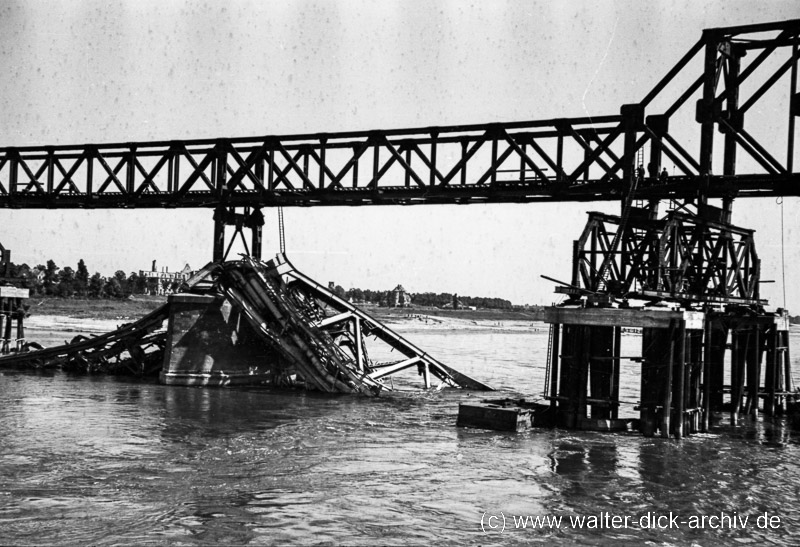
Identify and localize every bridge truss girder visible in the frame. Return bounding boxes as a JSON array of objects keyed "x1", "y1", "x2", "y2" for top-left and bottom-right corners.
[{"x1": 0, "y1": 19, "x2": 796, "y2": 209}]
